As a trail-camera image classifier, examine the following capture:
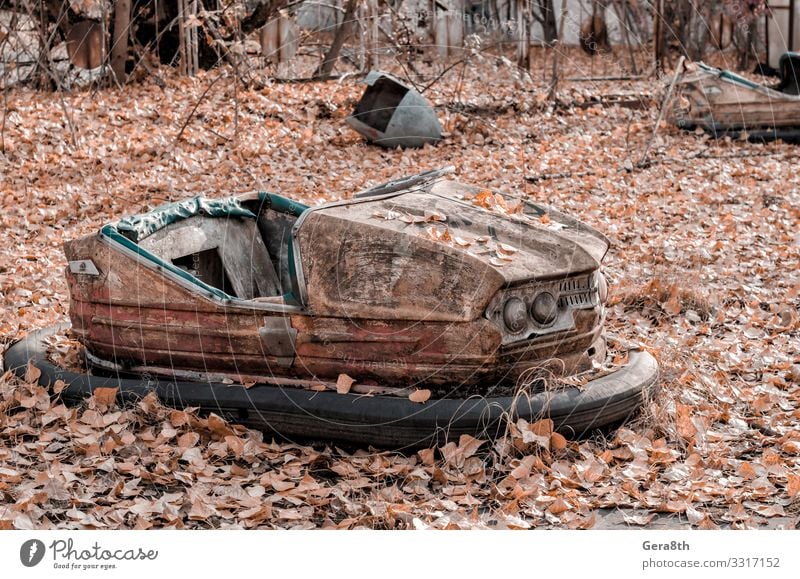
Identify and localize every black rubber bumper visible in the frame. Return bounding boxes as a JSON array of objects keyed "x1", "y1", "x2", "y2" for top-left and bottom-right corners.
[{"x1": 3, "y1": 325, "x2": 659, "y2": 449}]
